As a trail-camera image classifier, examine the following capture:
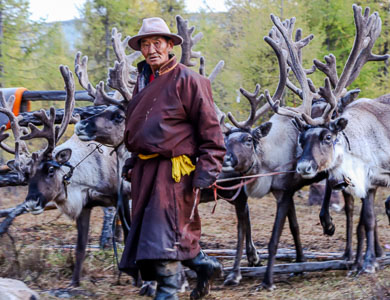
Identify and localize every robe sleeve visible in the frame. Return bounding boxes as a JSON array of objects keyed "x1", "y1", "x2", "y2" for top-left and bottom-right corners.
[{"x1": 184, "y1": 75, "x2": 226, "y2": 188}]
